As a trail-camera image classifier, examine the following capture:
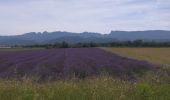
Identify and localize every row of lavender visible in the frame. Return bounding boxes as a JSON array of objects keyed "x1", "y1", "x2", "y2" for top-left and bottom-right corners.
[{"x1": 0, "y1": 48, "x2": 156, "y2": 80}]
